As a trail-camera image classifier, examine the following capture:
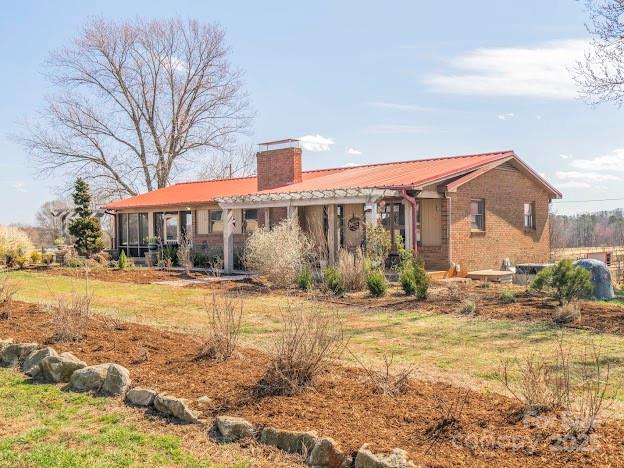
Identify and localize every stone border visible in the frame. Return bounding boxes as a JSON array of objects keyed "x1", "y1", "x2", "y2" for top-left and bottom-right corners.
[{"x1": 1, "y1": 337, "x2": 416, "y2": 468}]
